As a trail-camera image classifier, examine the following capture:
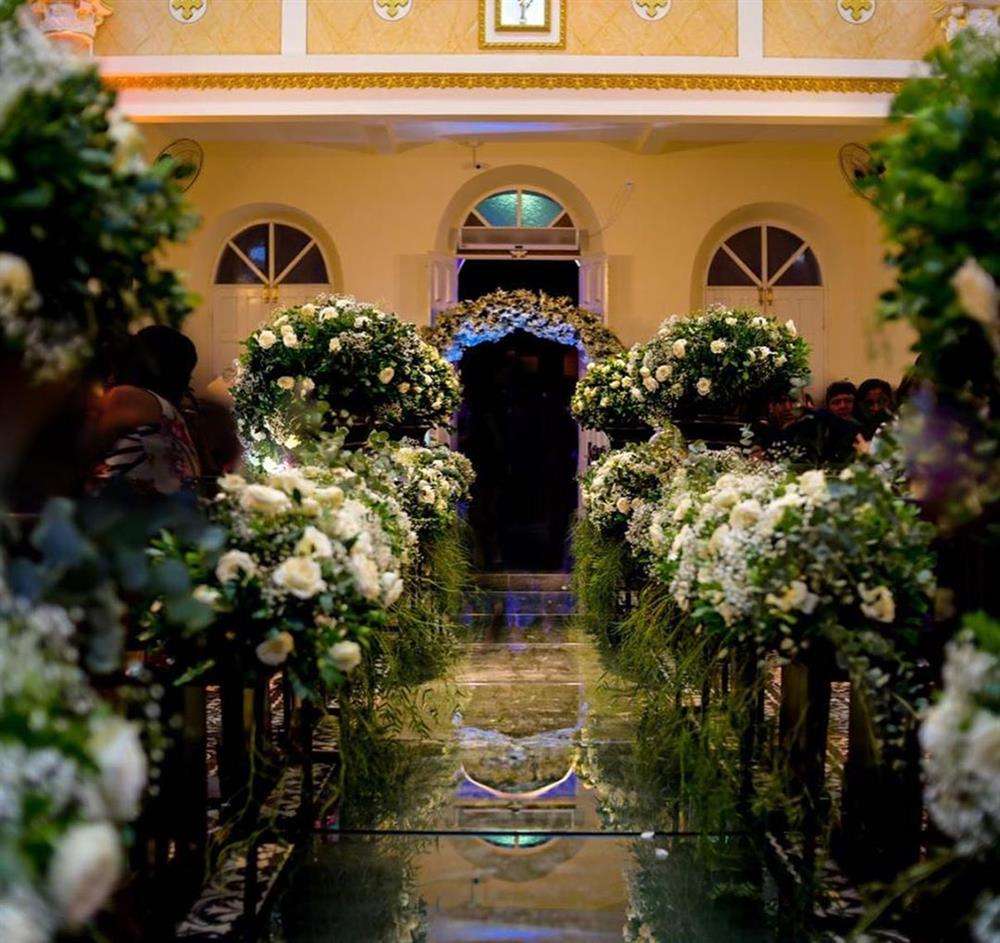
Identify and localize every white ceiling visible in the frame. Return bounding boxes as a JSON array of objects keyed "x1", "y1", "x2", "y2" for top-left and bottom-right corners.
[{"x1": 146, "y1": 115, "x2": 885, "y2": 156}]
